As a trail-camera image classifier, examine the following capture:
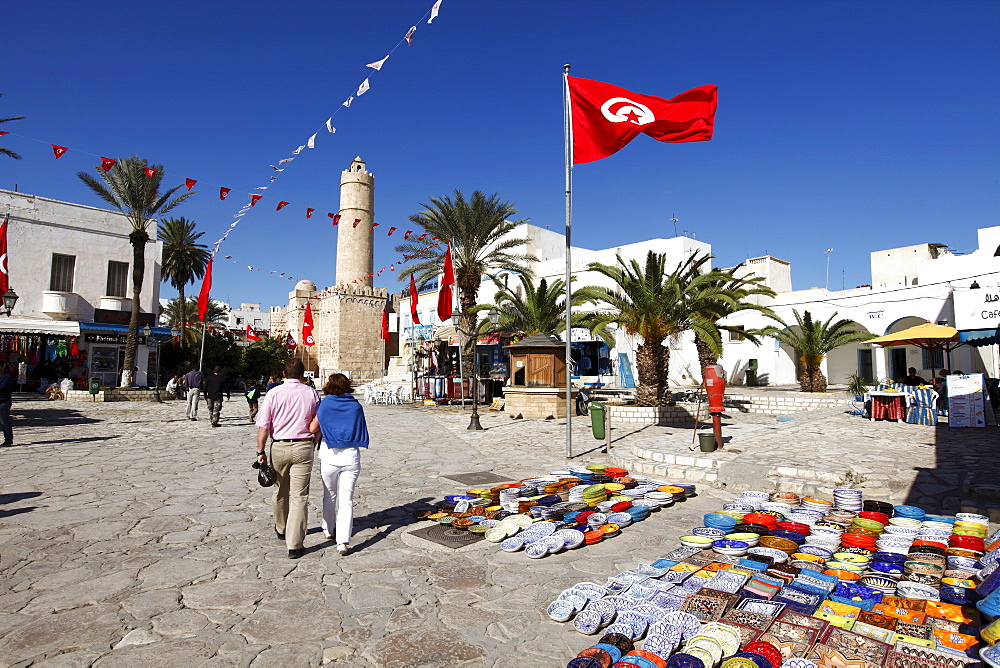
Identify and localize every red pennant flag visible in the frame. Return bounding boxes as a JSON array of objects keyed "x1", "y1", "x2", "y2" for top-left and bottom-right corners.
[
  {"x1": 276, "y1": 201, "x2": 290, "y2": 211},
  {"x1": 404, "y1": 230, "x2": 412, "y2": 239},
  {"x1": 0, "y1": 215, "x2": 9, "y2": 295},
  {"x1": 0, "y1": 131, "x2": 7, "y2": 136},
  {"x1": 144, "y1": 168, "x2": 156, "y2": 178},
  {"x1": 197, "y1": 257, "x2": 213, "y2": 322},
  {"x1": 99, "y1": 157, "x2": 116, "y2": 172},
  {"x1": 568, "y1": 76, "x2": 717, "y2": 164},
  {"x1": 387, "y1": 227, "x2": 397, "y2": 236},
  {"x1": 246, "y1": 324, "x2": 260, "y2": 341},
  {"x1": 353, "y1": 219, "x2": 362, "y2": 228},
  {"x1": 249, "y1": 194, "x2": 263, "y2": 207},
  {"x1": 371, "y1": 222, "x2": 380, "y2": 229},
  {"x1": 220, "y1": 187, "x2": 231, "y2": 200},
  {"x1": 417, "y1": 234, "x2": 427, "y2": 242},
  {"x1": 437, "y1": 243, "x2": 455, "y2": 321},
  {"x1": 185, "y1": 178, "x2": 197, "y2": 190},
  {"x1": 302, "y1": 302, "x2": 315, "y2": 347},
  {"x1": 409, "y1": 274, "x2": 421, "y2": 325},
  {"x1": 390, "y1": 265, "x2": 395, "y2": 271},
  {"x1": 329, "y1": 214, "x2": 341, "y2": 226},
  {"x1": 306, "y1": 208, "x2": 315, "y2": 218},
  {"x1": 51, "y1": 144, "x2": 68, "y2": 159},
  {"x1": 380, "y1": 309, "x2": 389, "y2": 341}
]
